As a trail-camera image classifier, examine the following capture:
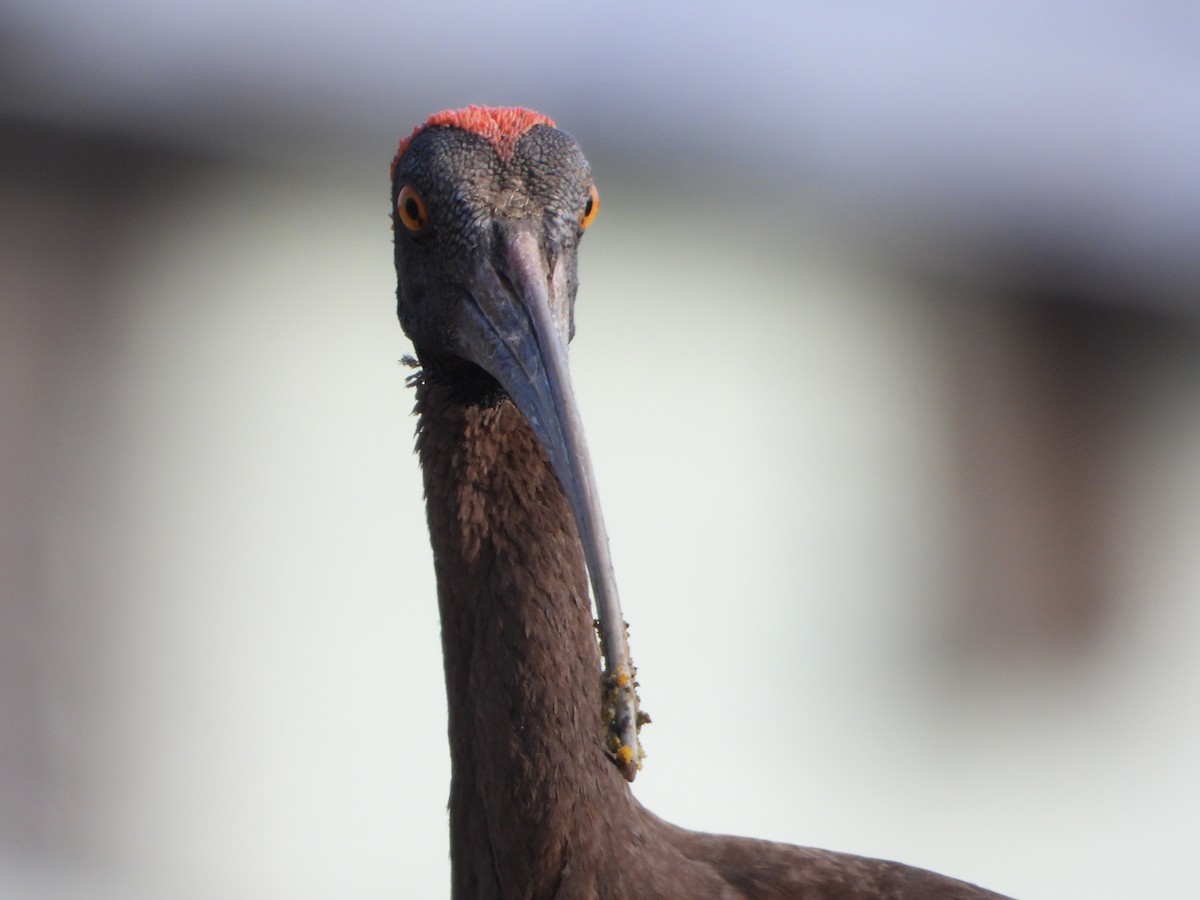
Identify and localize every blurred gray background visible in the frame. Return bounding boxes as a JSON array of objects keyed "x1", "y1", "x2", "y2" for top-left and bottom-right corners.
[{"x1": 3, "y1": 3, "x2": 1198, "y2": 897}]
